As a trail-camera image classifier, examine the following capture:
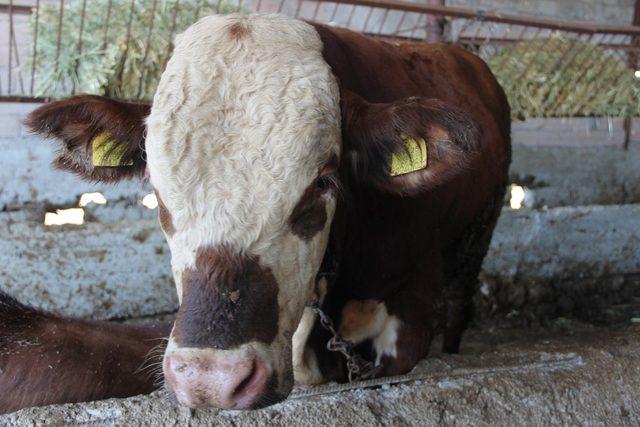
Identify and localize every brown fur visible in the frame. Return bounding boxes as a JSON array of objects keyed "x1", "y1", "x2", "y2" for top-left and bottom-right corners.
[
  {"x1": 172, "y1": 245, "x2": 279, "y2": 349},
  {"x1": 0, "y1": 292, "x2": 171, "y2": 414},
  {"x1": 228, "y1": 21, "x2": 251, "y2": 39},
  {"x1": 289, "y1": 181, "x2": 329, "y2": 241},
  {"x1": 306, "y1": 24, "x2": 511, "y2": 380},
  {"x1": 24, "y1": 95, "x2": 150, "y2": 183}
]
